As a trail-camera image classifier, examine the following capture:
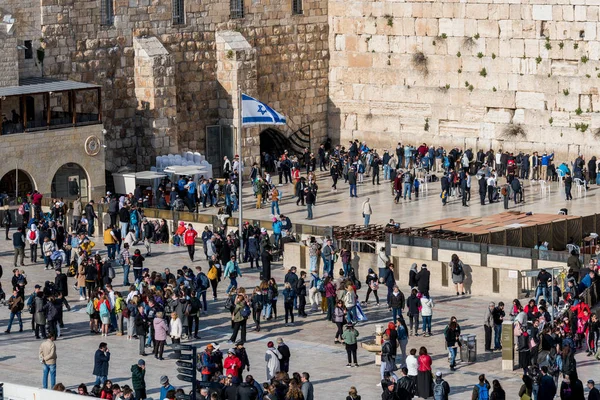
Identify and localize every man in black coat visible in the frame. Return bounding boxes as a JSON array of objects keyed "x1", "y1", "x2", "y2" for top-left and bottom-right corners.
[
  {"x1": 223, "y1": 376, "x2": 241, "y2": 400},
  {"x1": 260, "y1": 248, "x2": 272, "y2": 281},
  {"x1": 54, "y1": 269, "x2": 68, "y2": 297},
  {"x1": 415, "y1": 264, "x2": 430, "y2": 297},
  {"x1": 277, "y1": 337, "x2": 291, "y2": 373},
  {"x1": 93, "y1": 342, "x2": 110, "y2": 385},
  {"x1": 236, "y1": 376, "x2": 258, "y2": 400}
]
